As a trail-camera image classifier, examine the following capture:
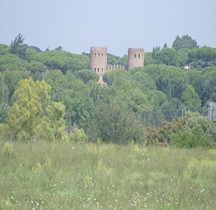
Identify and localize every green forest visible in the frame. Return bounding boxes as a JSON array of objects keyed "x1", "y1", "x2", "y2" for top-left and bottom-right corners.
[{"x1": 0, "y1": 34, "x2": 216, "y2": 147}]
